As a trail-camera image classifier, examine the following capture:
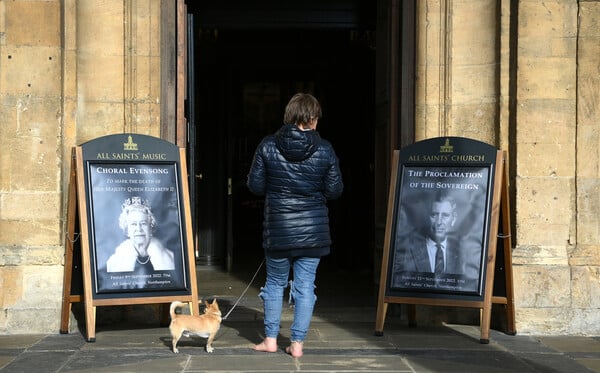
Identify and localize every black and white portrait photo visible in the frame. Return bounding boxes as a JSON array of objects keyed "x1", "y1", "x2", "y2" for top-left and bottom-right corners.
[
  {"x1": 105, "y1": 196, "x2": 175, "y2": 273},
  {"x1": 390, "y1": 166, "x2": 489, "y2": 295}
]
